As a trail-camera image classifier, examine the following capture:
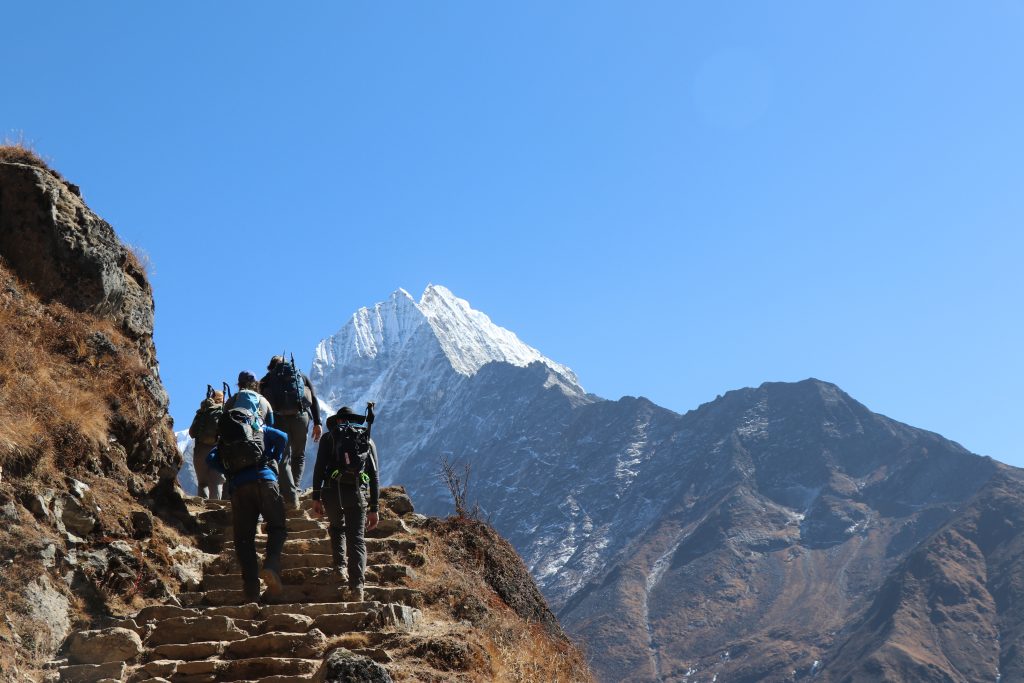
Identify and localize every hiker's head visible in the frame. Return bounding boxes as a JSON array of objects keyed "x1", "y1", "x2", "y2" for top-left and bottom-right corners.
[
  {"x1": 334, "y1": 406, "x2": 366, "y2": 425},
  {"x1": 237, "y1": 370, "x2": 258, "y2": 391},
  {"x1": 267, "y1": 355, "x2": 285, "y2": 370},
  {"x1": 211, "y1": 390, "x2": 224, "y2": 403}
]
